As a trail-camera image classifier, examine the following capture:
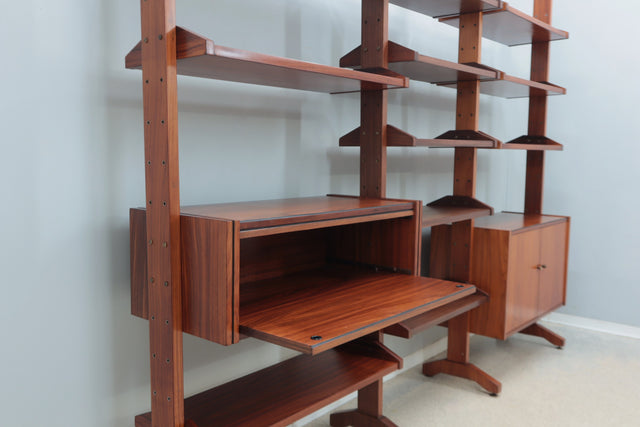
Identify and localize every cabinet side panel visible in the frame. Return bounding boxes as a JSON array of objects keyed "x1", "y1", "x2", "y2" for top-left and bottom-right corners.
[
  {"x1": 181, "y1": 216, "x2": 236, "y2": 345},
  {"x1": 504, "y1": 230, "x2": 540, "y2": 334},
  {"x1": 429, "y1": 225, "x2": 451, "y2": 279},
  {"x1": 130, "y1": 208, "x2": 149, "y2": 319},
  {"x1": 538, "y1": 220, "x2": 568, "y2": 315},
  {"x1": 469, "y1": 229, "x2": 509, "y2": 339}
]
